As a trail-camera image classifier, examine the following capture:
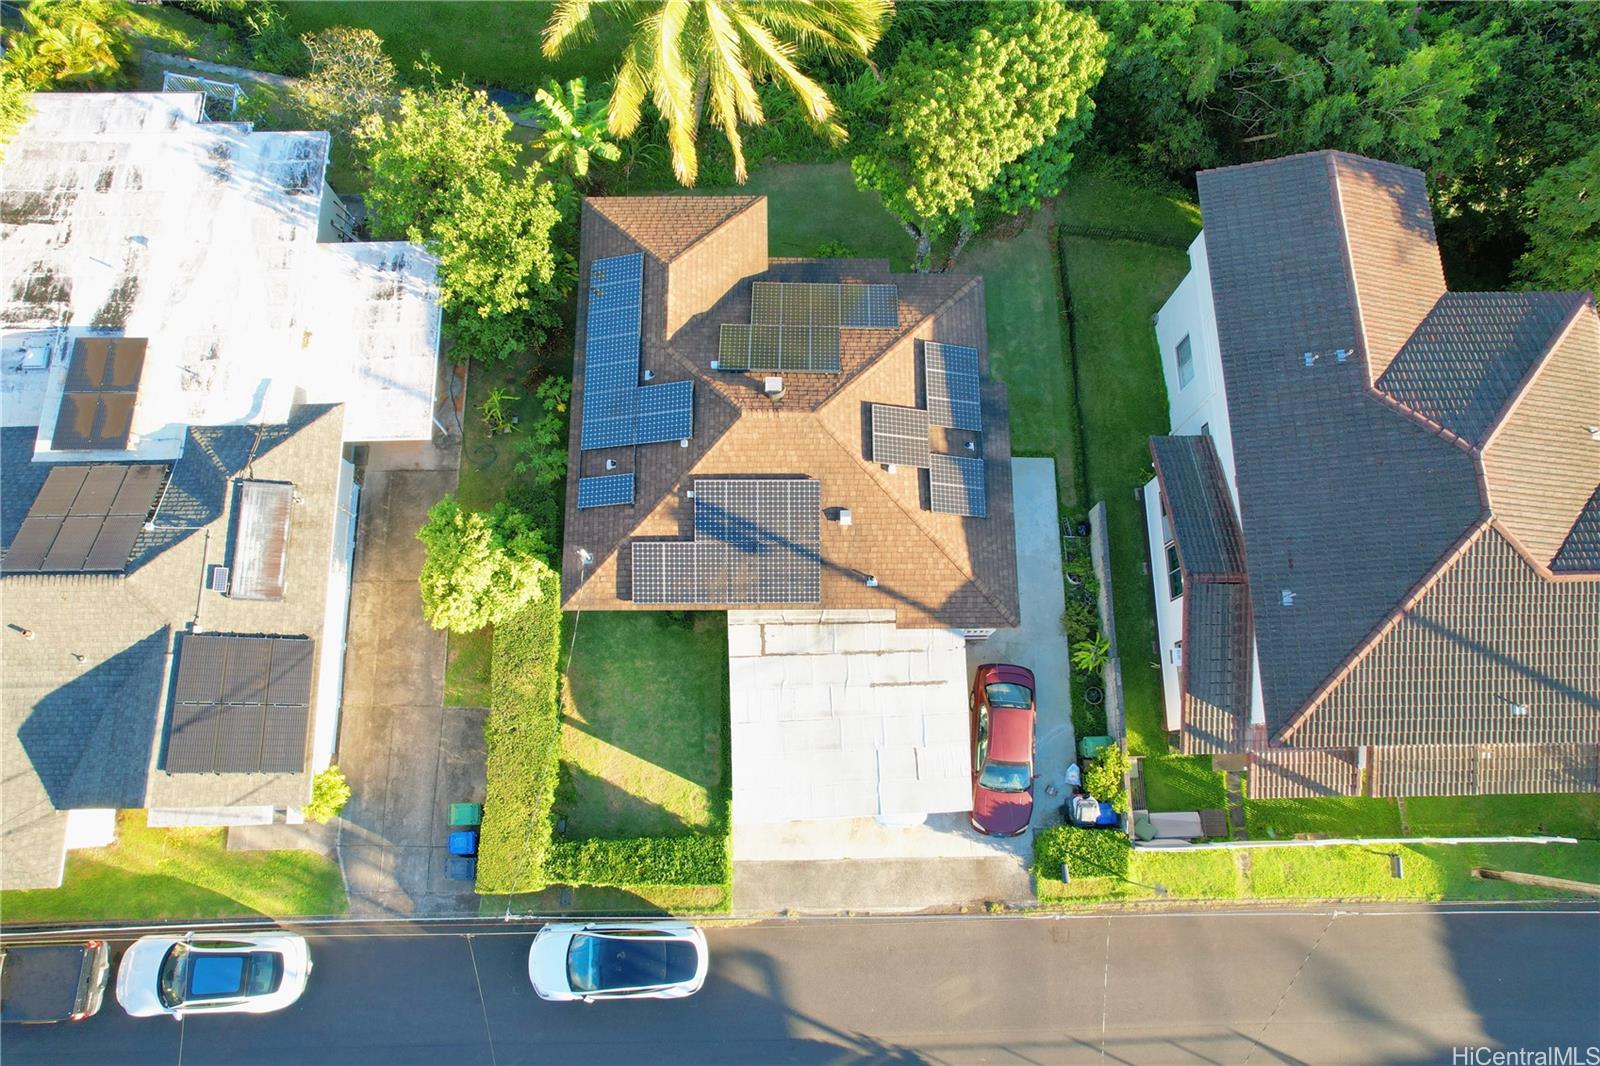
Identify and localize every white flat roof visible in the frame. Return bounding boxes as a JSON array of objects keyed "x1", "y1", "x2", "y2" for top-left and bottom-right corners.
[
  {"x1": 728, "y1": 613, "x2": 972, "y2": 825},
  {"x1": 0, "y1": 93, "x2": 440, "y2": 452}
]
